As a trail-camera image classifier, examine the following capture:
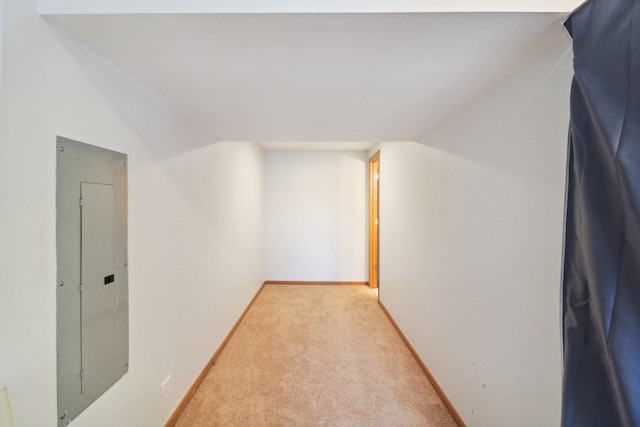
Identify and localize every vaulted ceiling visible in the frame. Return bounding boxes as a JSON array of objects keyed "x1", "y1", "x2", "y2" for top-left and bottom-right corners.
[{"x1": 47, "y1": 11, "x2": 572, "y2": 143}]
